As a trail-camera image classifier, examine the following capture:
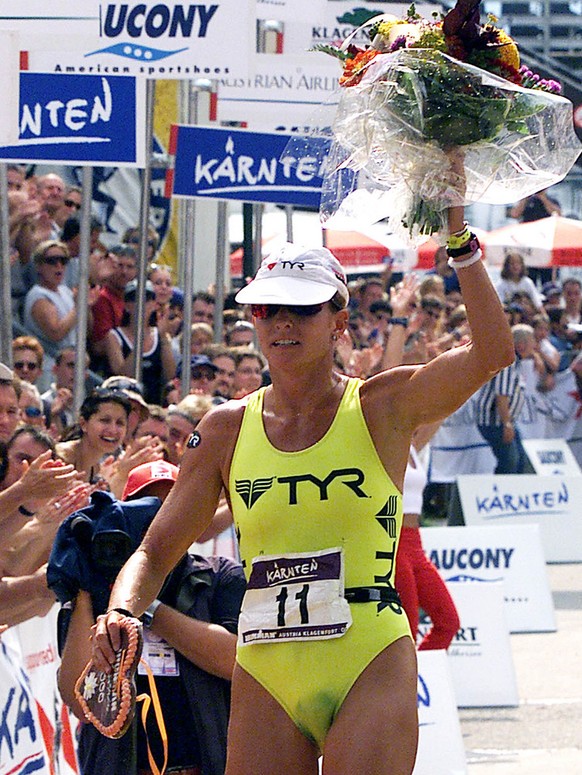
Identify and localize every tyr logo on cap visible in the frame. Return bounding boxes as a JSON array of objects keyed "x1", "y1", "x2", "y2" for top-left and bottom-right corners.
[{"x1": 280, "y1": 260, "x2": 305, "y2": 270}]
